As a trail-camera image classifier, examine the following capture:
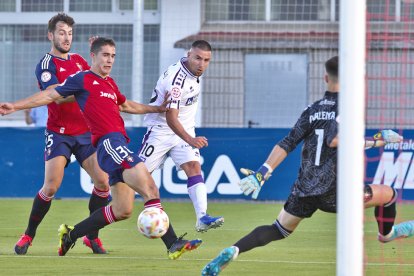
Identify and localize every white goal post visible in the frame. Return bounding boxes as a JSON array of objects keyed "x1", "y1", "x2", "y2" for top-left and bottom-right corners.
[{"x1": 337, "y1": 0, "x2": 366, "y2": 275}]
